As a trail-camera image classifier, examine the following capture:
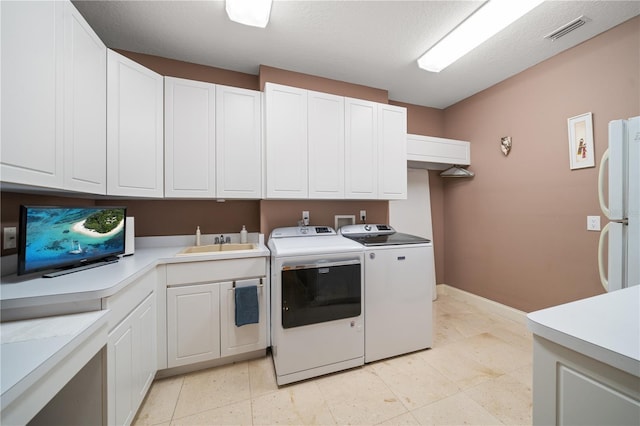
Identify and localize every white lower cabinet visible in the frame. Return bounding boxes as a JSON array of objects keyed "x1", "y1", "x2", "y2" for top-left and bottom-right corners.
[
  {"x1": 167, "y1": 283, "x2": 221, "y2": 368},
  {"x1": 165, "y1": 259, "x2": 268, "y2": 370},
  {"x1": 107, "y1": 292, "x2": 157, "y2": 426},
  {"x1": 219, "y1": 280, "x2": 267, "y2": 357},
  {"x1": 104, "y1": 268, "x2": 157, "y2": 426},
  {"x1": 532, "y1": 336, "x2": 640, "y2": 426}
]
